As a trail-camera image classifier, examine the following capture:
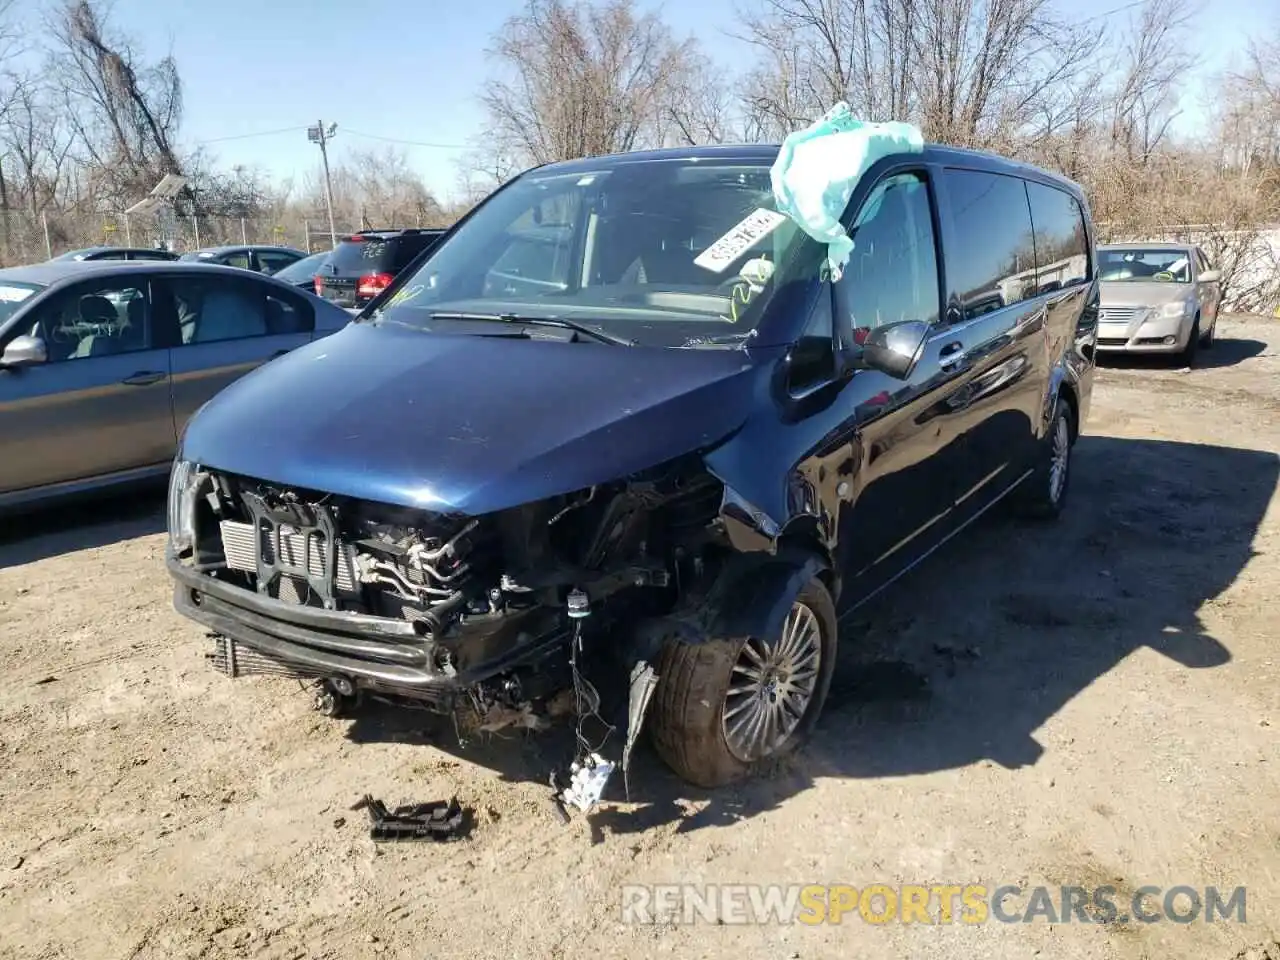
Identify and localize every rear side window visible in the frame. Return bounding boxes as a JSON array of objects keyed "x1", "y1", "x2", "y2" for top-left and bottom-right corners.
[
  {"x1": 942, "y1": 169, "x2": 1036, "y2": 318},
  {"x1": 1026, "y1": 183, "x2": 1089, "y2": 293},
  {"x1": 264, "y1": 291, "x2": 313, "y2": 334},
  {"x1": 163, "y1": 276, "x2": 314, "y2": 344},
  {"x1": 256, "y1": 251, "x2": 302, "y2": 274}
]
